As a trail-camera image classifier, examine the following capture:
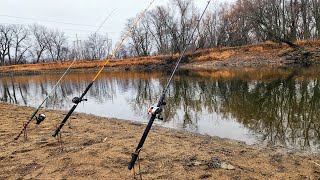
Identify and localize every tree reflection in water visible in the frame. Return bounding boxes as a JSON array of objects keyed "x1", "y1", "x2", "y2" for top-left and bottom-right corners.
[{"x1": 1, "y1": 68, "x2": 320, "y2": 151}]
